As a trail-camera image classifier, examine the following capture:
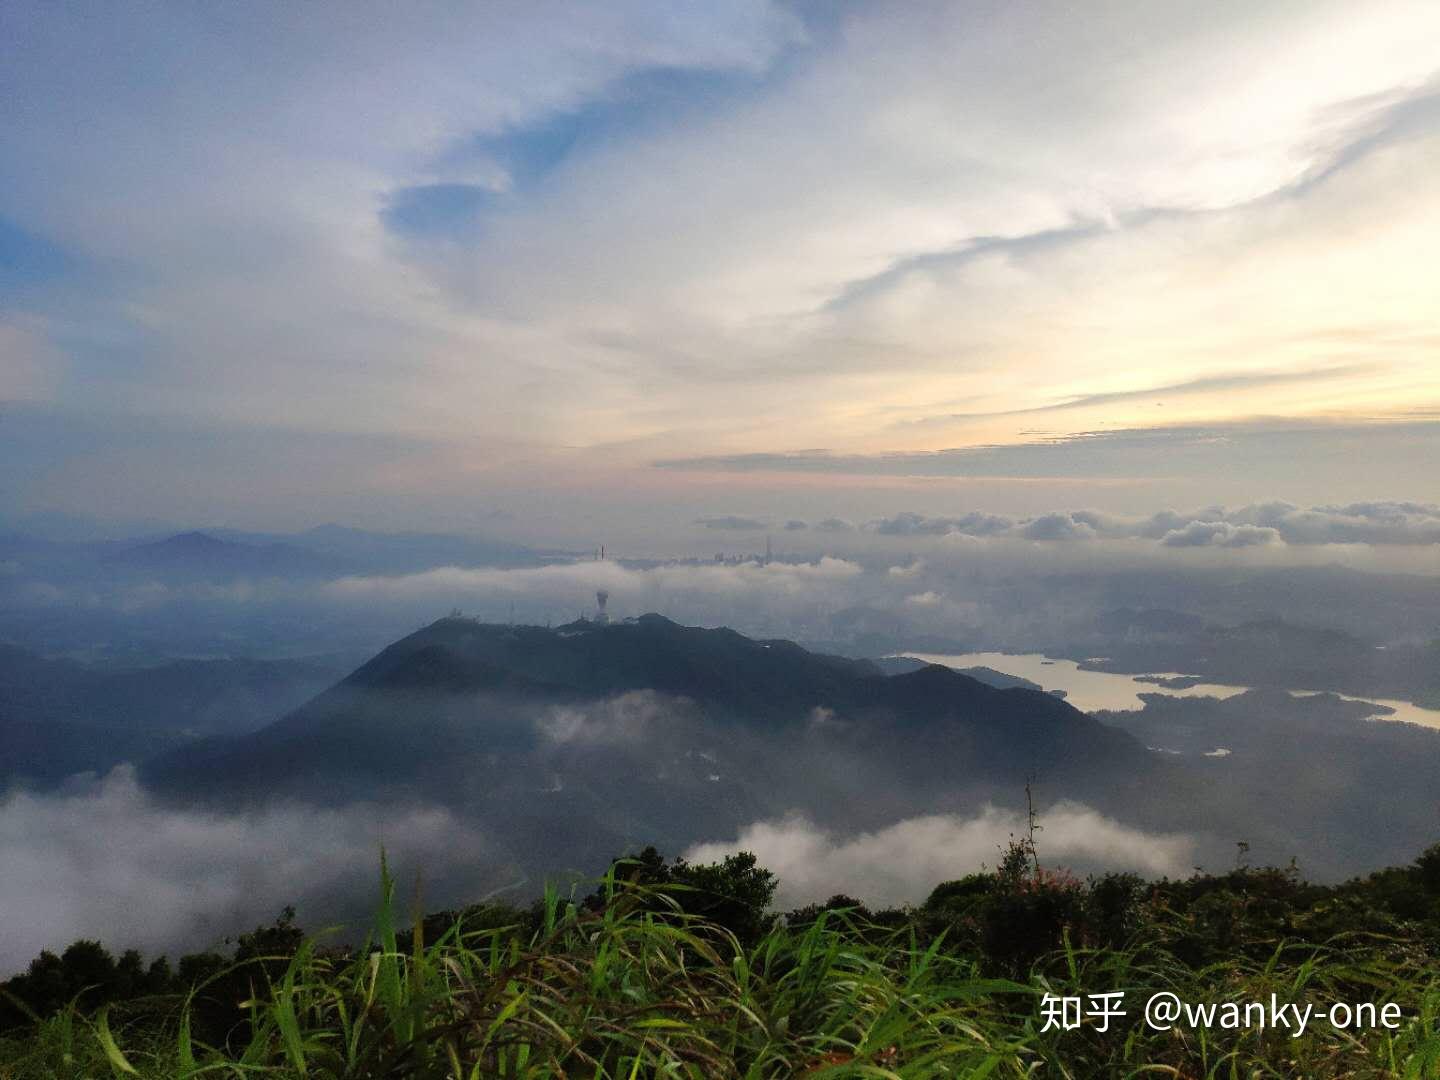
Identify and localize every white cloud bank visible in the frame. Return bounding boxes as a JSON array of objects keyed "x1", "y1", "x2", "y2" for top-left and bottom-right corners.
[
  {"x1": 0, "y1": 767, "x2": 488, "y2": 972},
  {"x1": 538, "y1": 689, "x2": 696, "y2": 745},
  {"x1": 685, "y1": 804, "x2": 1195, "y2": 910},
  {"x1": 326, "y1": 556, "x2": 862, "y2": 609},
  {"x1": 863, "y1": 501, "x2": 1440, "y2": 548}
]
